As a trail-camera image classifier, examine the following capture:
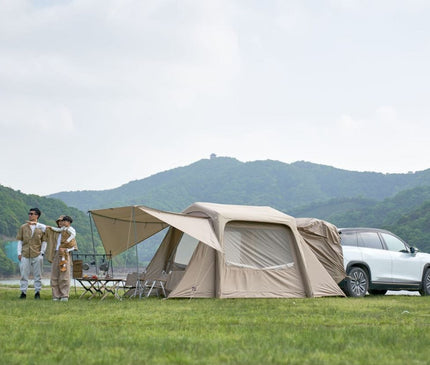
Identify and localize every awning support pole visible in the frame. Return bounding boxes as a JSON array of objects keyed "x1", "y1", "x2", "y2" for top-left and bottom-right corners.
[{"x1": 88, "y1": 211, "x2": 98, "y2": 275}]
